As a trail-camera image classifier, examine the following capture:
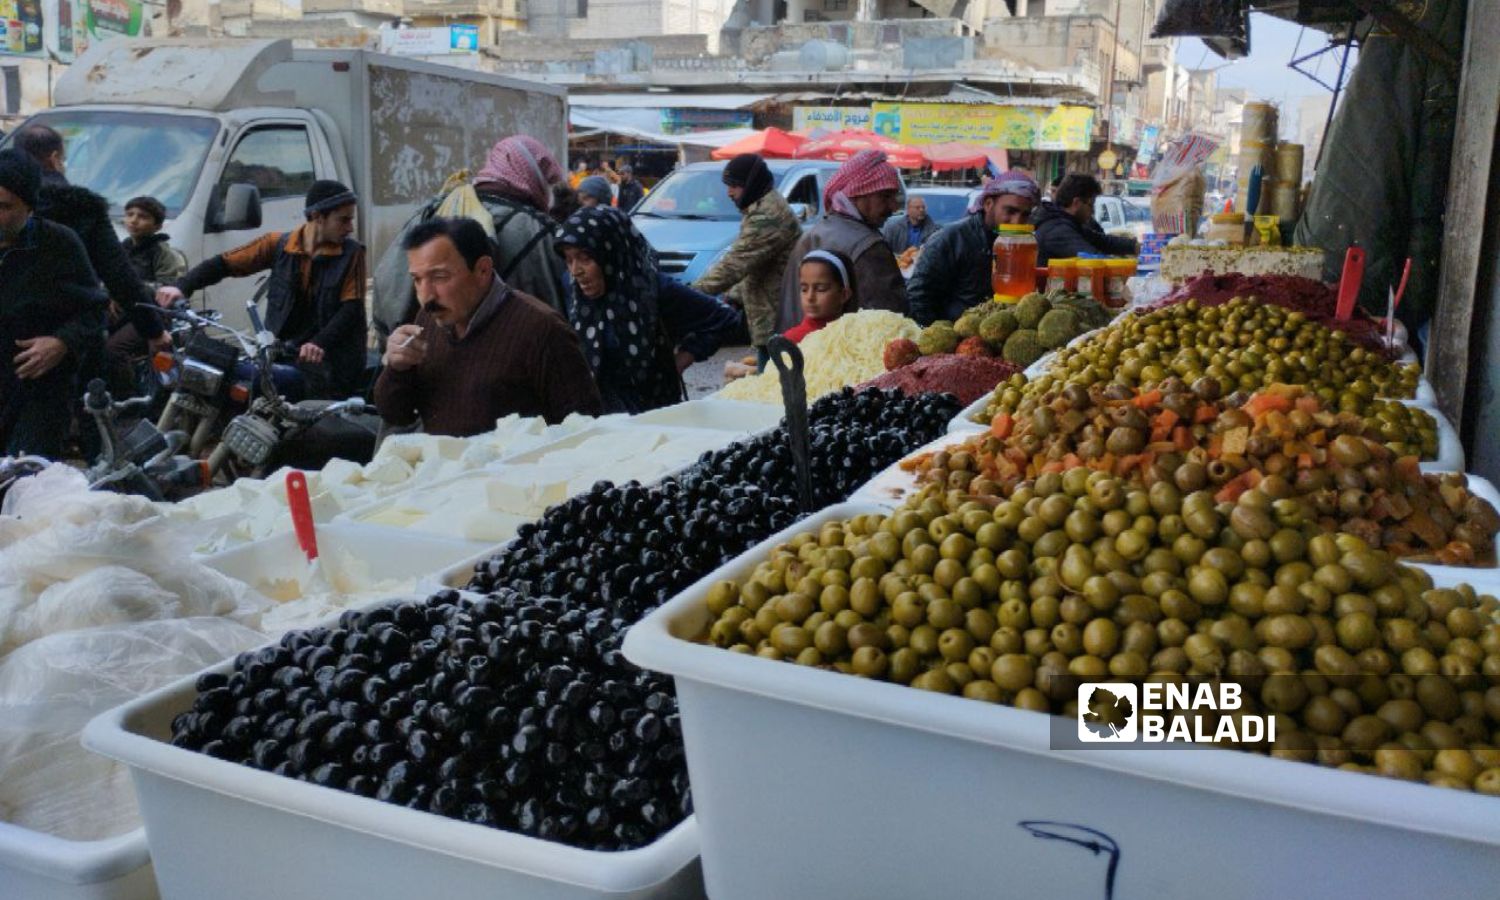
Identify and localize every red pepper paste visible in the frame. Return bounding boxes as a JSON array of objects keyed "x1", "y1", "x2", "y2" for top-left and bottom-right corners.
[{"x1": 859, "y1": 355, "x2": 1022, "y2": 406}]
